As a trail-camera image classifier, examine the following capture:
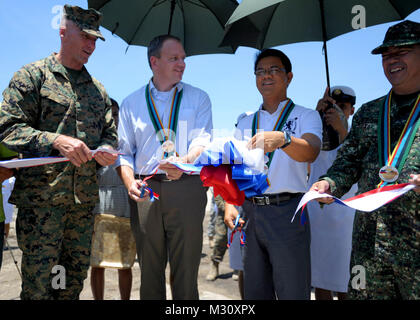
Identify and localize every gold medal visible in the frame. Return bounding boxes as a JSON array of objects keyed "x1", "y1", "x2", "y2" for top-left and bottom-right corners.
[
  {"x1": 379, "y1": 165, "x2": 399, "y2": 183},
  {"x1": 161, "y1": 140, "x2": 175, "y2": 153}
]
